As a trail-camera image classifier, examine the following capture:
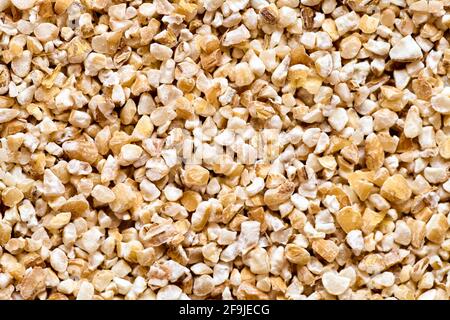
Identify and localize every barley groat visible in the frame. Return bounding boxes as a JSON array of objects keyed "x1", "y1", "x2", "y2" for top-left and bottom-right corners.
[{"x1": 0, "y1": 0, "x2": 449, "y2": 301}]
